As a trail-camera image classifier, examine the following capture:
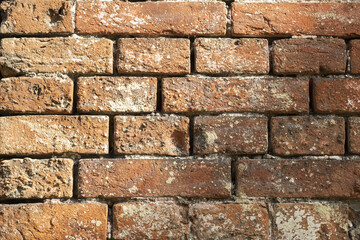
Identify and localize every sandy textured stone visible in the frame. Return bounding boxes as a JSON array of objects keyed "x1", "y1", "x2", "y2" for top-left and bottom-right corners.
[
  {"x1": 232, "y1": 3, "x2": 360, "y2": 37},
  {"x1": 77, "y1": 77, "x2": 157, "y2": 114},
  {"x1": 0, "y1": 38, "x2": 113, "y2": 77},
  {"x1": 271, "y1": 116, "x2": 345, "y2": 156},
  {"x1": 113, "y1": 202, "x2": 189, "y2": 240},
  {"x1": 0, "y1": 76, "x2": 73, "y2": 114},
  {"x1": 194, "y1": 115, "x2": 268, "y2": 155},
  {"x1": 273, "y1": 38, "x2": 346, "y2": 75},
  {"x1": 0, "y1": 158, "x2": 73, "y2": 200},
  {"x1": 0, "y1": 0, "x2": 74, "y2": 35},
  {"x1": 348, "y1": 117, "x2": 360, "y2": 154},
  {"x1": 190, "y1": 203, "x2": 269, "y2": 240},
  {"x1": 0, "y1": 203, "x2": 107, "y2": 240},
  {"x1": 350, "y1": 40, "x2": 360, "y2": 74},
  {"x1": 195, "y1": 38, "x2": 269, "y2": 74},
  {"x1": 114, "y1": 115, "x2": 189, "y2": 156},
  {"x1": 117, "y1": 38, "x2": 190, "y2": 75},
  {"x1": 76, "y1": 1, "x2": 226, "y2": 36},
  {"x1": 273, "y1": 203, "x2": 348, "y2": 240},
  {"x1": 0, "y1": 115, "x2": 109, "y2": 155},
  {"x1": 162, "y1": 76, "x2": 309, "y2": 114},
  {"x1": 78, "y1": 158, "x2": 231, "y2": 198}
]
